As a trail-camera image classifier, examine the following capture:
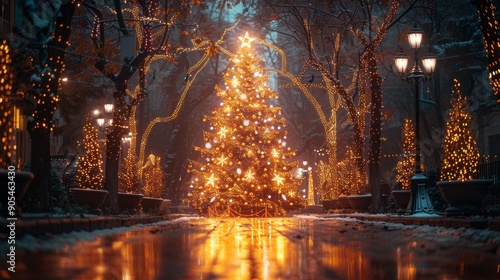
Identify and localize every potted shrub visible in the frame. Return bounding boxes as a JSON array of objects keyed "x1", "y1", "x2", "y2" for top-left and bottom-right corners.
[
  {"x1": 71, "y1": 116, "x2": 108, "y2": 215},
  {"x1": 436, "y1": 79, "x2": 492, "y2": 217},
  {"x1": 140, "y1": 154, "x2": 165, "y2": 212},
  {"x1": 316, "y1": 161, "x2": 340, "y2": 213},
  {"x1": 118, "y1": 151, "x2": 143, "y2": 212},
  {"x1": 392, "y1": 118, "x2": 414, "y2": 214},
  {"x1": 335, "y1": 149, "x2": 370, "y2": 212}
]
